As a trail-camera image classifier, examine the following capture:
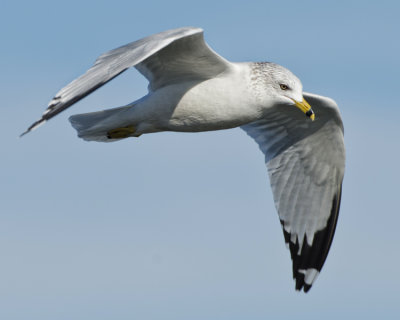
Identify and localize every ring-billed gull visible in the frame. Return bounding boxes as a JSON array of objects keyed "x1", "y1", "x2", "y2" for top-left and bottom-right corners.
[{"x1": 22, "y1": 27, "x2": 345, "y2": 292}]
